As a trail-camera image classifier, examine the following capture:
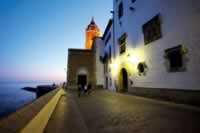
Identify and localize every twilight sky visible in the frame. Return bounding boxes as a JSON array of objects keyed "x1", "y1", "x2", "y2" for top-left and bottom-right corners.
[{"x1": 0, "y1": 0, "x2": 112, "y2": 82}]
